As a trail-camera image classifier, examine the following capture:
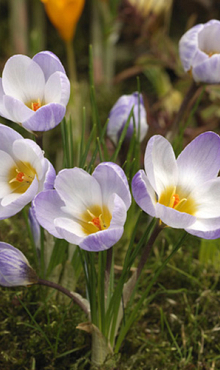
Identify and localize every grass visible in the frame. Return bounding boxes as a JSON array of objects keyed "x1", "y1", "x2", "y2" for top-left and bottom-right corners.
[{"x1": 1, "y1": 221, "x2": 220, "y2": 369}]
